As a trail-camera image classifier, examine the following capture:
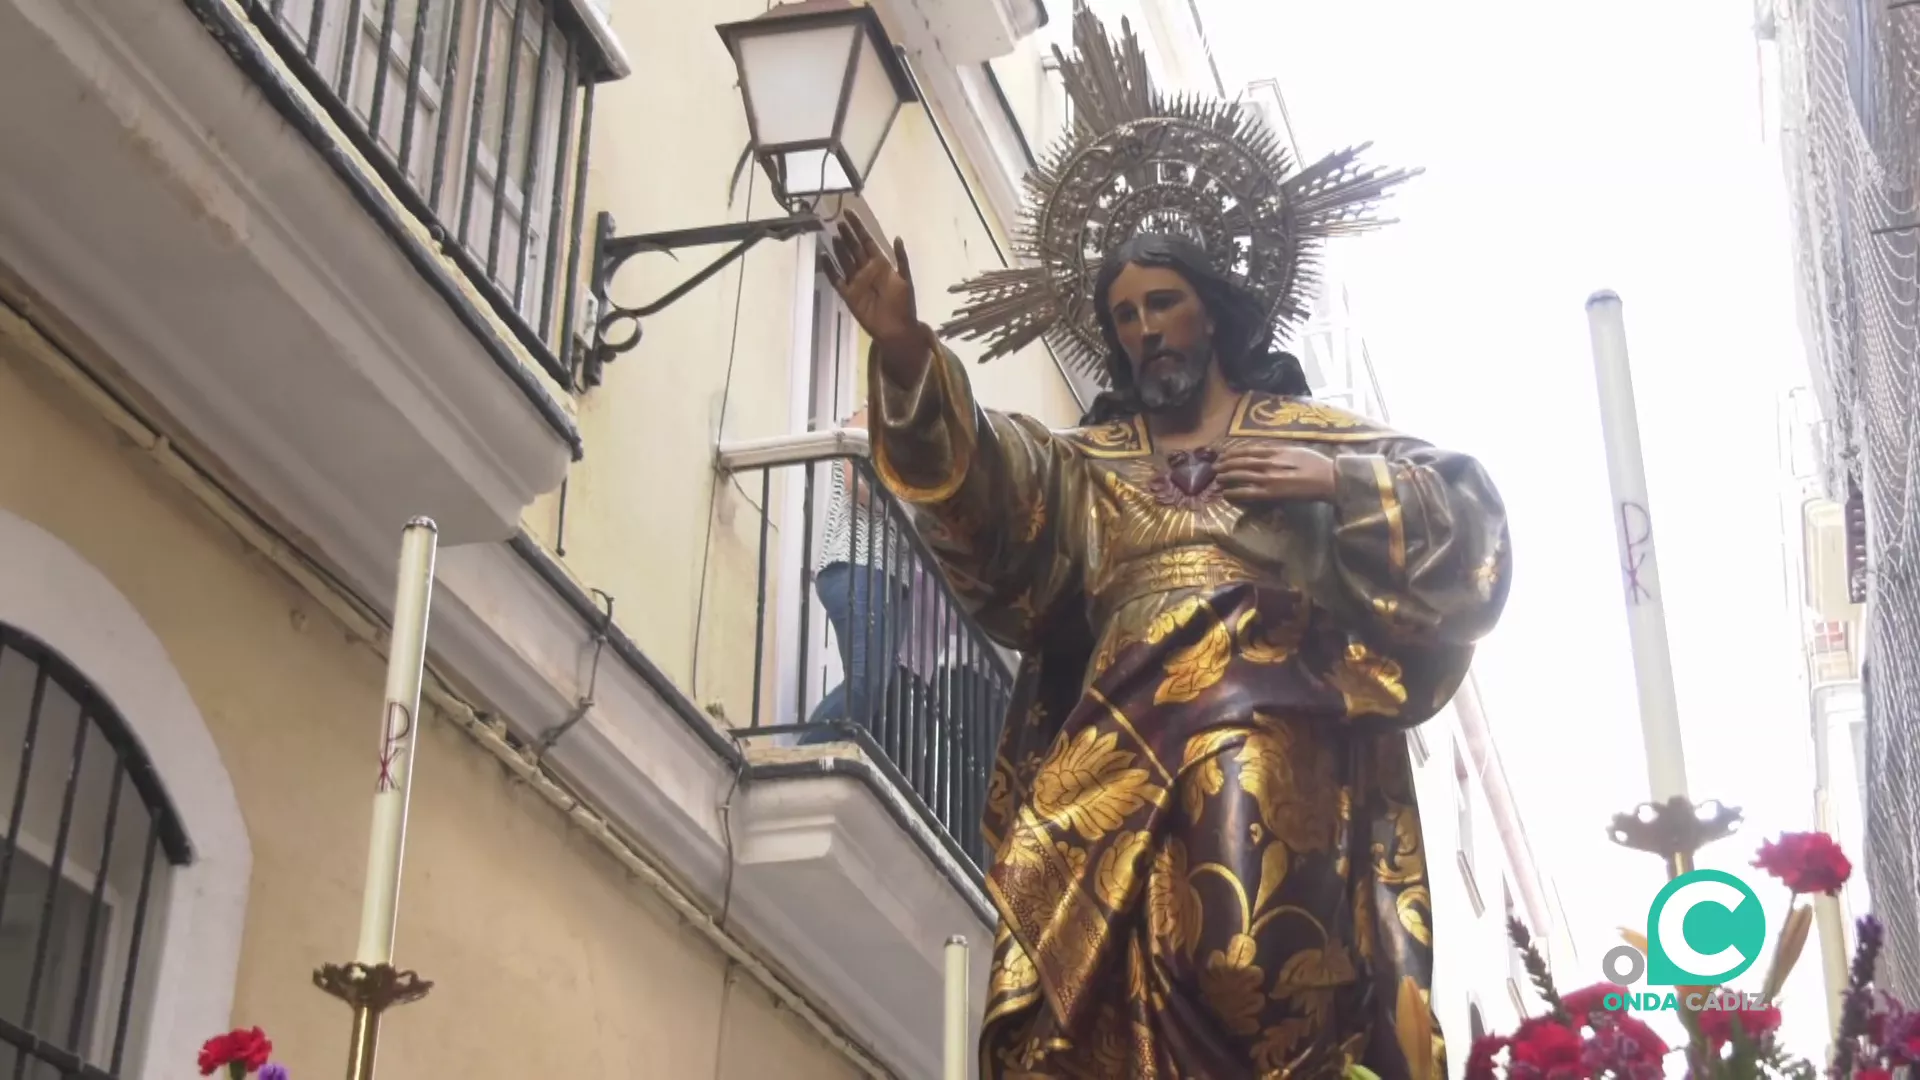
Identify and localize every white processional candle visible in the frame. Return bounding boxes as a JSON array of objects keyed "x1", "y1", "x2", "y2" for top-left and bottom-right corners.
[
  {"x1": 1586, "y1": 292, "x2": 1690, "y2": 804},
  {"x1": 354, "y1": 517, "x2": 440, "y2": 967},
  {"x1": 944, "y1": 935, "x2": 969, "y2": 1080}
]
